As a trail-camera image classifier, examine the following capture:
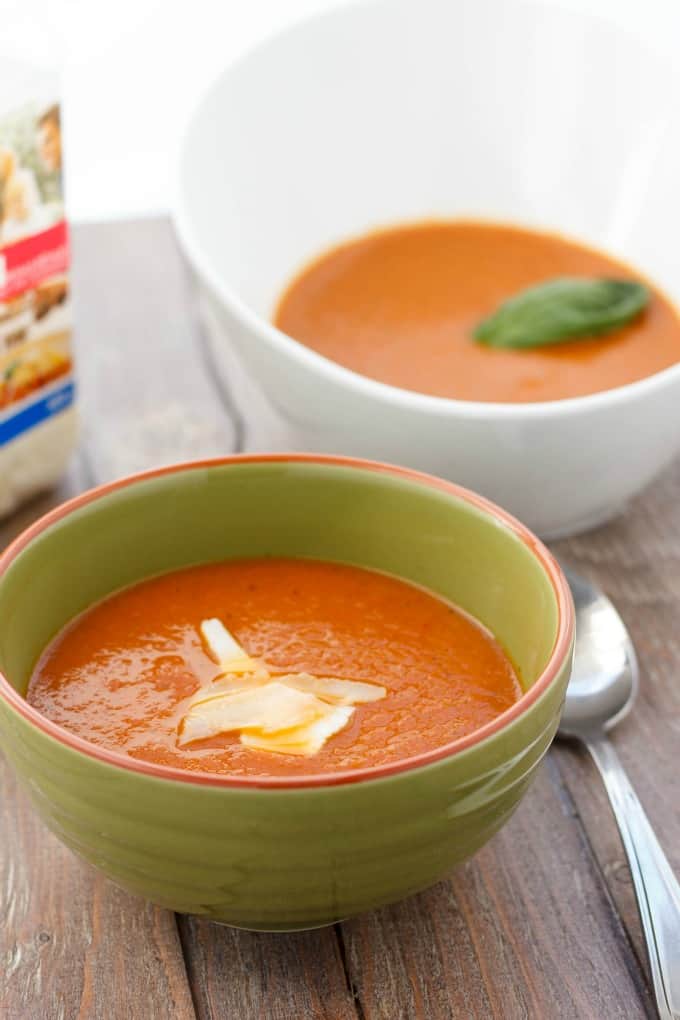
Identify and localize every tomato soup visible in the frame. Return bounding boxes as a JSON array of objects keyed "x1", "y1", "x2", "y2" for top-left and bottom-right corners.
[
  {"x1": 27, "y1": 558, "x2": 521, "y2": 777},
  {"x1": 274, "y1": 220, "x2": 680, "y2": 402}
]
